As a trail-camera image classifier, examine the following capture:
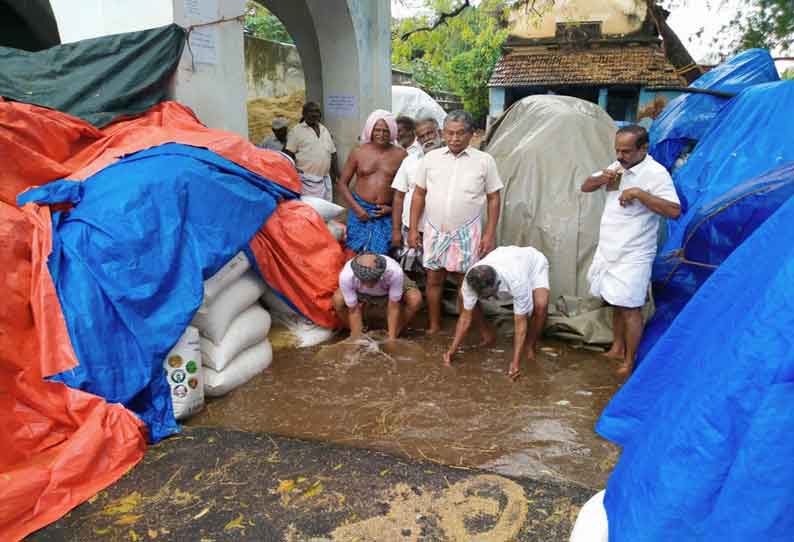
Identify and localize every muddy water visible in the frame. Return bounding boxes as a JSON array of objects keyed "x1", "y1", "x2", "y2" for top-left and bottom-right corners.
[{"x1": 188, "y1": 320, "x2": 622, "y2": 489}]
